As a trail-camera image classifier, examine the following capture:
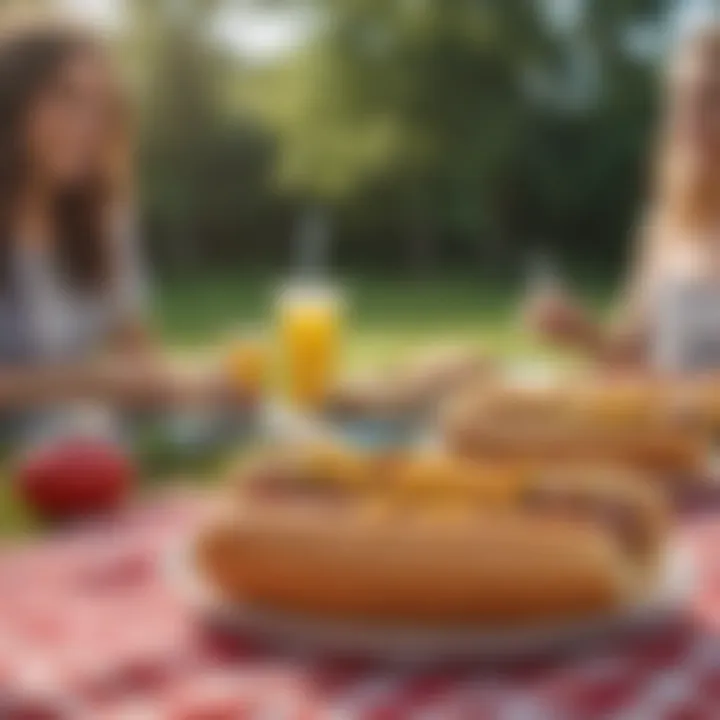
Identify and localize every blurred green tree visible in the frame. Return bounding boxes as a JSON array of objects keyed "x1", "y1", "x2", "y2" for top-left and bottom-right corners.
[
  {"x1": 246, "y1": 0, "x2": 664, "y2": 273},
  {"x1": 124, "y1": 0, "x2": 221, "y2": 271},
  {"x1": 115, "y1": 0, "x2": 671, "y2": 275},
  {"x1": 247, "y1": 0, "x2": 555, "y2": 271},
  {"x1": 124, "y1": 0, "x2": 289, "y2": 273}
]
